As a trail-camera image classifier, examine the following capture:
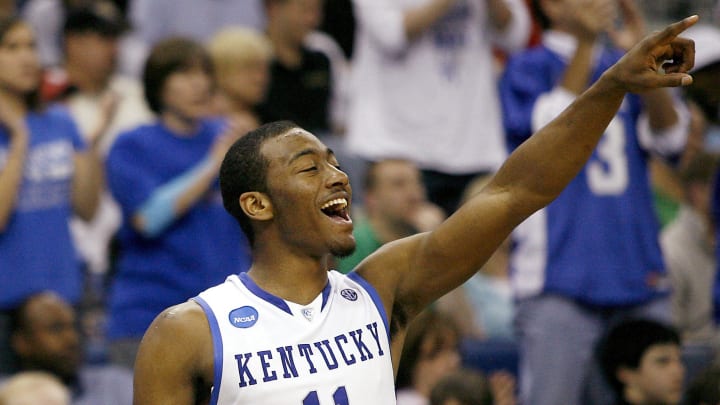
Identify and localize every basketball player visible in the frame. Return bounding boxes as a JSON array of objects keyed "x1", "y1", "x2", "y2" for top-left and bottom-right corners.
[{"x1": 133, "y1": 16, "x2": 699, "y2": 405}]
